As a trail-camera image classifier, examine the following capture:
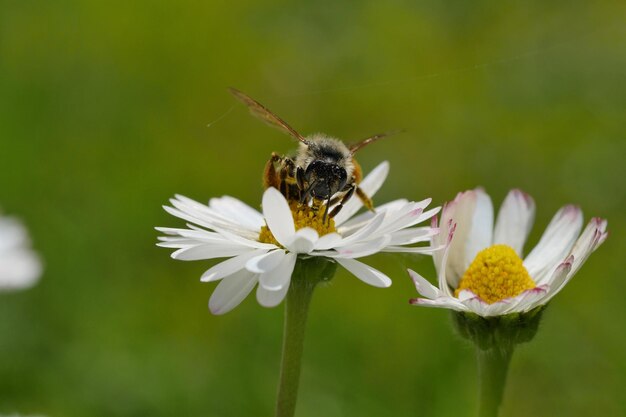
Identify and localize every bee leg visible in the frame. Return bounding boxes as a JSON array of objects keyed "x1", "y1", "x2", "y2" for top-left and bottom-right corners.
[
  {"x1": 278, "y1": 166, "x2": 289, "y2": 197},
  {"x1": 327, "y1": 181, "x2": 353, "y2": 206},
  {"x1": 328, "y1": 195, "x2": 342, "y2": 207},
  {"x1": 329, "y1": 184, "x2": 356, "y2": 219},
  {"x1": 263, "y1": 152, "x2": 283, "y2": 190},
  {"x1": 355, "y1": 186, "x2": 375, "y2": 212},
  {"x1": 352, "y1": 159, "x2": 363, "y2": 184},
  {"x1": 296, "y1": 166, "x2": 306, "y2": 201},
  {"x1": 300, "y1": 180, "x2": 318, "y2": 205},
  {"x1": 323, "y1": 194, "x2": 332, "y2": 224},
  {"x1": 351, "y1": 160, "x2": 374, "y2": 211}
]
